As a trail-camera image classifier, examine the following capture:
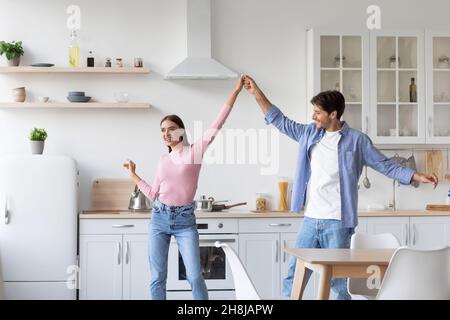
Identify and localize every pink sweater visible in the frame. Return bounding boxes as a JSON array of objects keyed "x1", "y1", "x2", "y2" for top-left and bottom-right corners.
[{"x1": 137, "y1": 104, "x2": 232, "y2": 206}]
